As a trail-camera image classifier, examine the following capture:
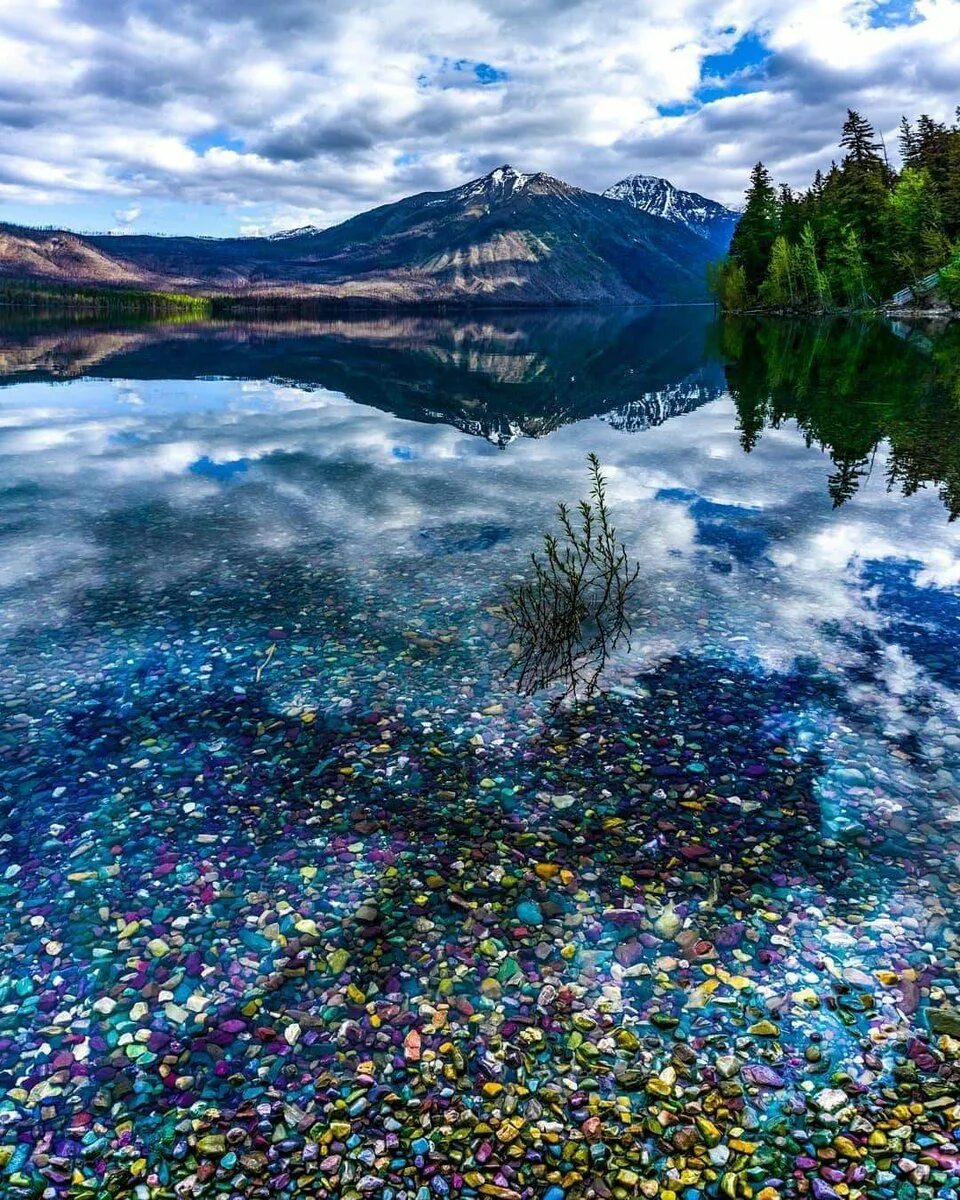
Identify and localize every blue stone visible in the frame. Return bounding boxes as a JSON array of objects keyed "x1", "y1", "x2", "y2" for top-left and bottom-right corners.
[{"x1": 516, "y1": 900, "x2": 543, "y2": 926}]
